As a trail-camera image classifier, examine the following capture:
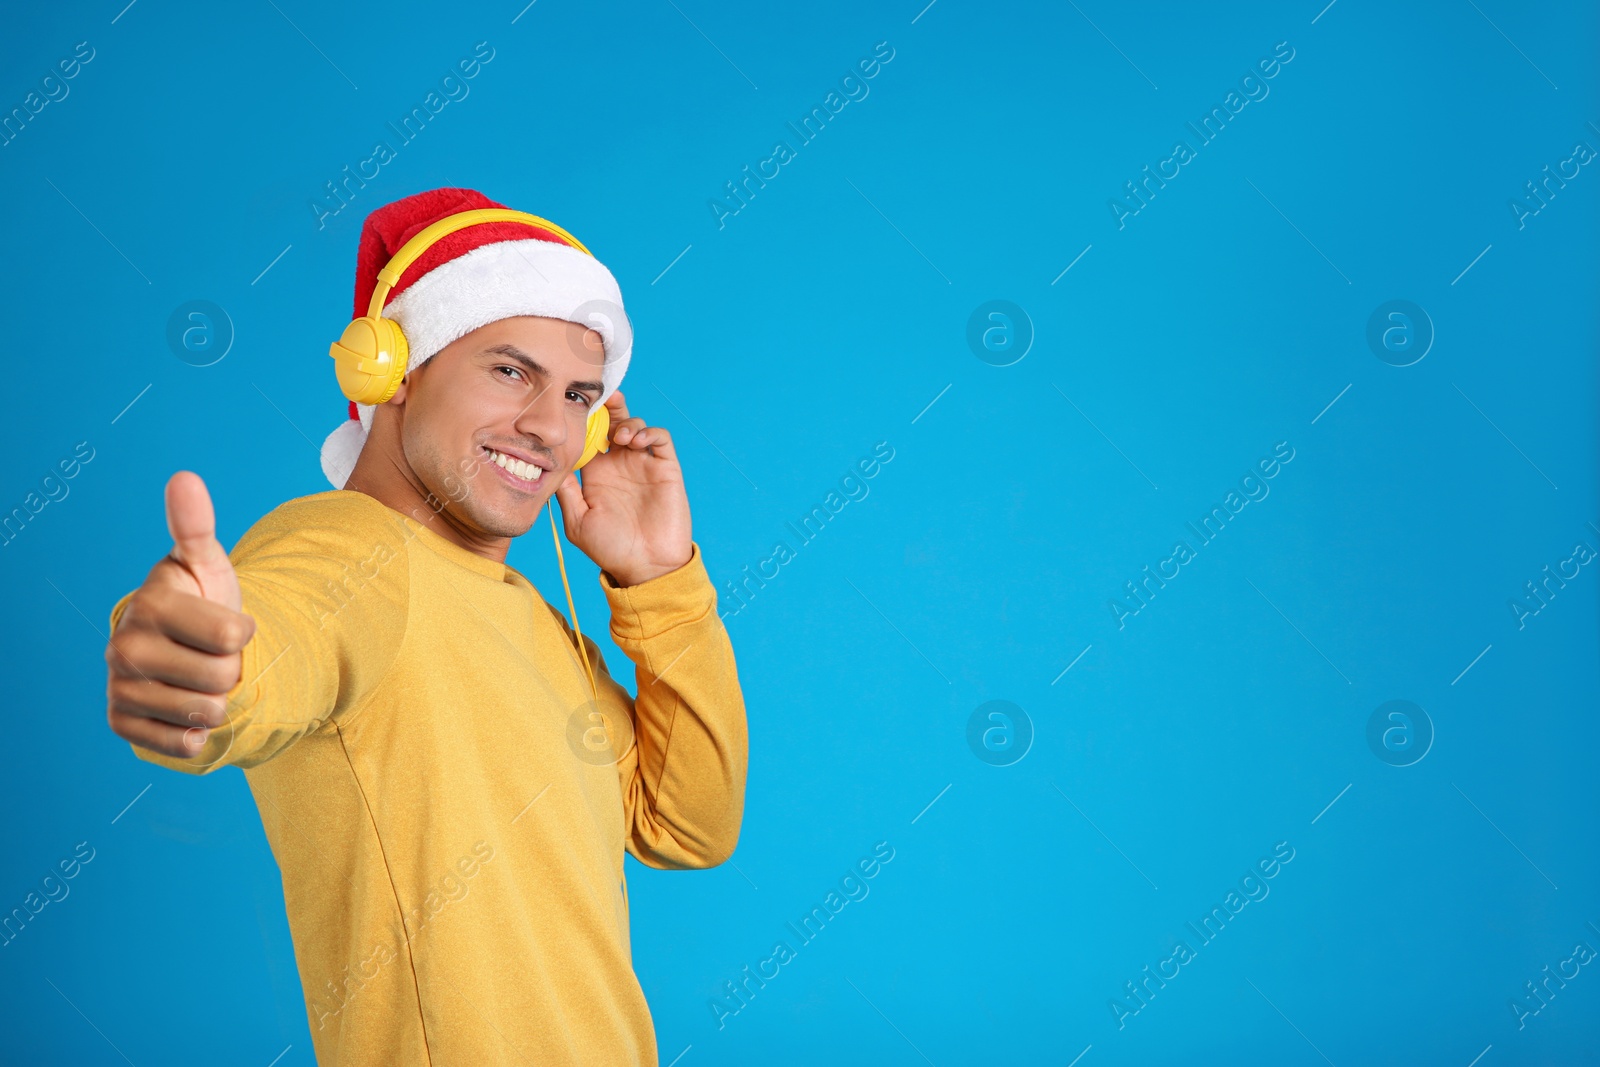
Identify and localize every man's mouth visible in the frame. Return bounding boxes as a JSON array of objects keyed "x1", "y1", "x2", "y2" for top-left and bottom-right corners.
[{"x1": 482, "y1": 446, "x2": 549, "y2": 489}]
